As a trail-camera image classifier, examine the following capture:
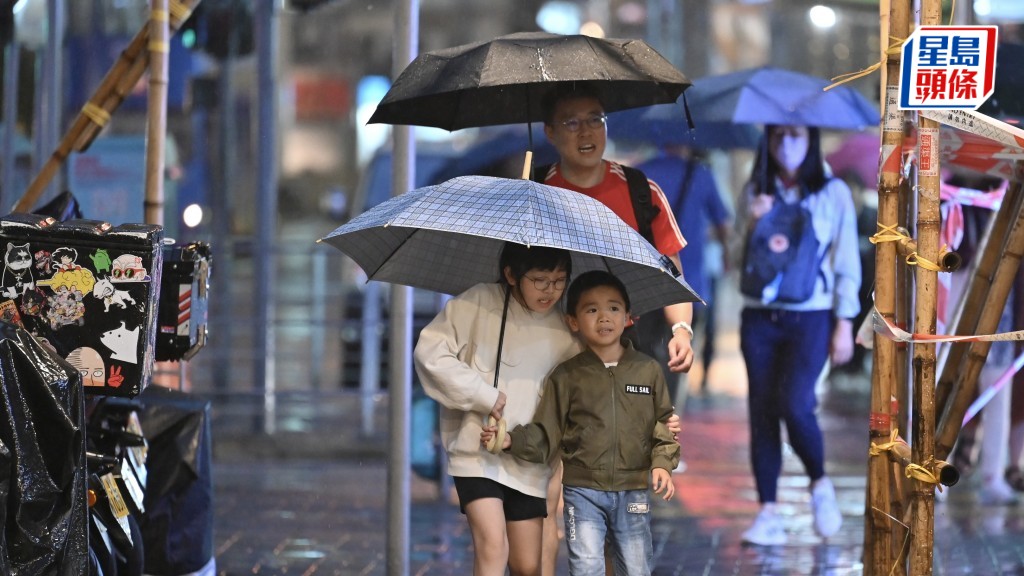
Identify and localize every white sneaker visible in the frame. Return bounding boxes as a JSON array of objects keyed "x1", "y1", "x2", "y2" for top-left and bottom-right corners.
[
  {"x1": 979, "y1": 479, "x2": 1019, "y2": 506},
  {"x1": 811, "y1": 477, "x2": 843, "y2": 538},
  {"x1": 741, "y1": 507, "x2": 787, "y2": 546}
]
